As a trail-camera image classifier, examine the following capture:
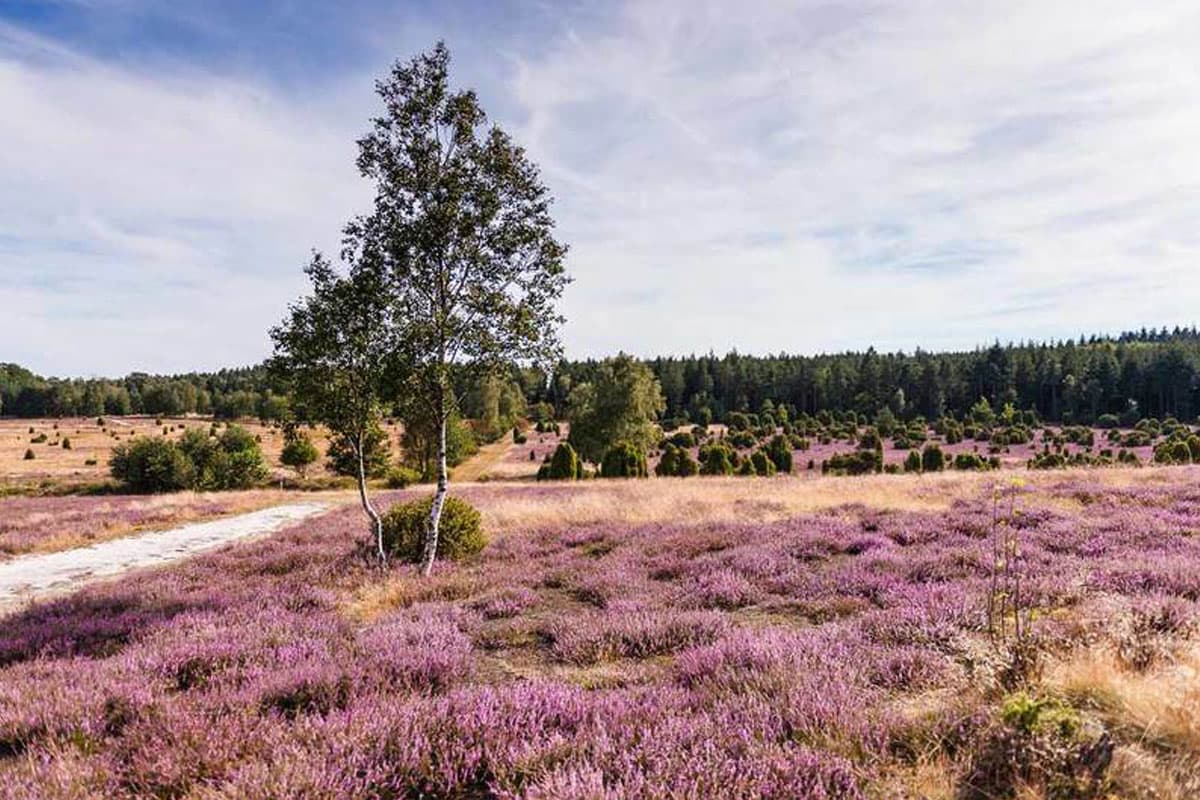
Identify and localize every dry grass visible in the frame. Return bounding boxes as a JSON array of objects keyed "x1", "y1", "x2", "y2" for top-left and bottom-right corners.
[
  {"x1": 1048, "y1": 645, "x2": 1200, "y2": 754},
  {"x1": 451, "y1": 431, "x2": 525, "y2": 483},
  {"x1": 1046, "y1": 644, "x2": 1200, "y2": 797},
  {"x1": 0, "y1": 415, "x2": 360, "y2": 489},
  {"x1": 469, "y1": 468, "x2": 1181, "y2": 533}
]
